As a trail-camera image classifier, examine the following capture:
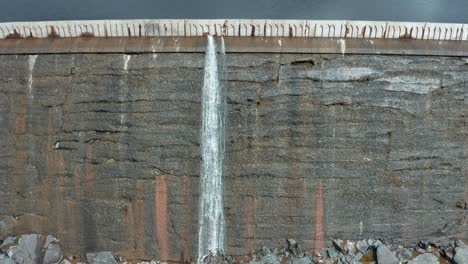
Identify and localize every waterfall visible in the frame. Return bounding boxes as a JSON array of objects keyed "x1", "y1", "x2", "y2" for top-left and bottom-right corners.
[{"x1": 198, "y1": 36, "x2": 227, "y2": 262}]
